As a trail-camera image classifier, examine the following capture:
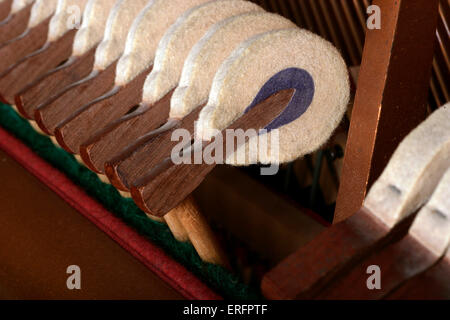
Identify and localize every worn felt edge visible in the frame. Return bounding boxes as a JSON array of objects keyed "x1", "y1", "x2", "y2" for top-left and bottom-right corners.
[
  {"x1": 0, "y1": 103, "x2": 261, "y2": 300},
  {"x1": 11, "y1": 0, "x2": 35, "y2": 15}
]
